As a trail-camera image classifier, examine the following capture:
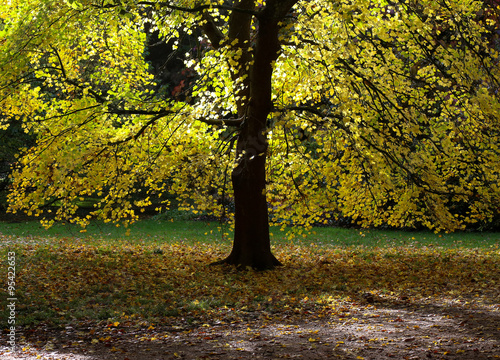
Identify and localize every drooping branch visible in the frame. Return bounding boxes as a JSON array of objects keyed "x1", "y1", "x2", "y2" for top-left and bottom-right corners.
[
  {"x1": 105, "y1": 108, "x2": 244, "y2": 148},
  {"x1": 107, "y1": 111, "x2": 172, "y2": 146},
  {"x1": 283, "y1": 105, "x2": 345, "y2": 128},
  {"x1": 283, "y1": 106, "x2": 470, "y2": 198}
]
